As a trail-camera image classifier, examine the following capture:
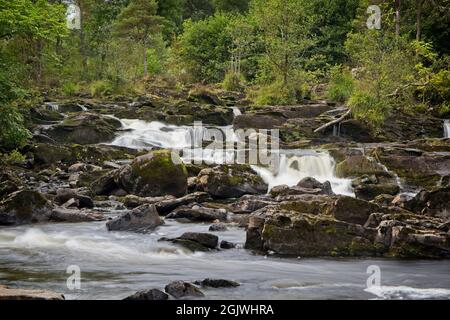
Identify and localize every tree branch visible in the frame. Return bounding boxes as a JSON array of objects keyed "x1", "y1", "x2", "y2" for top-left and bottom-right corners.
[{"x1": 314, "y1": 109, "x2": 352, "y2": 133}]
